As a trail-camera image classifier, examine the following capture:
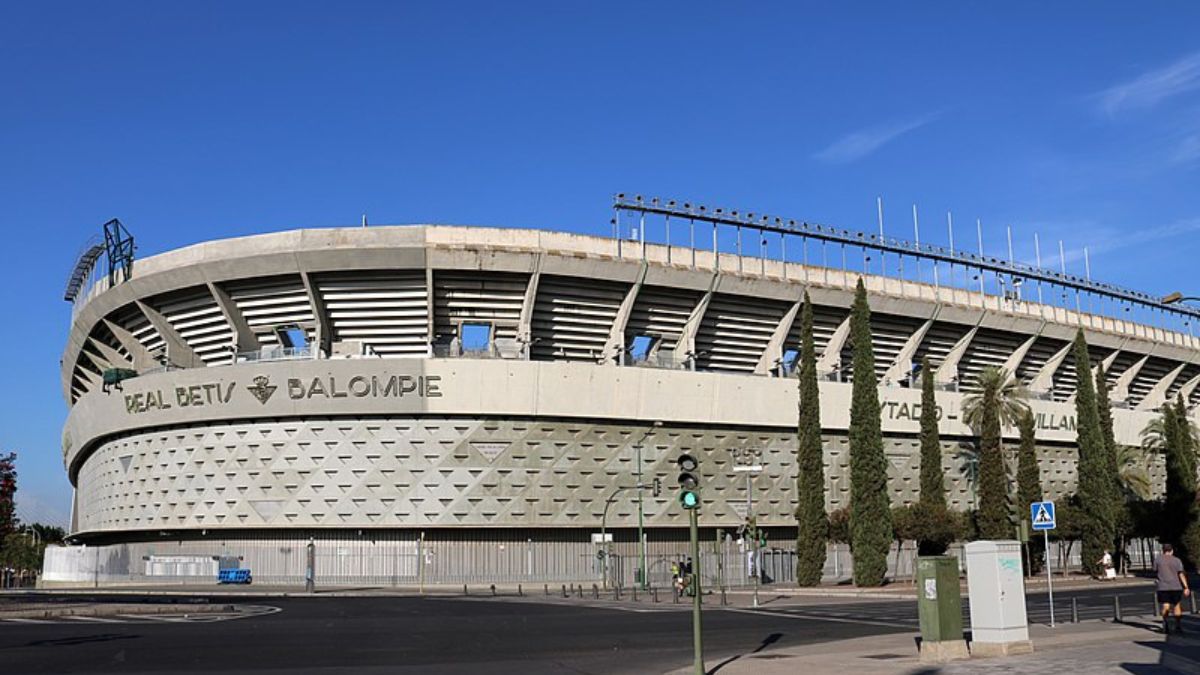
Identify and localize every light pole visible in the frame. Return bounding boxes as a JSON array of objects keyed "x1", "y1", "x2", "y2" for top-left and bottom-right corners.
[
  {"x1": 633, "y1": 421, "x2": 662, "y2": 590},
  {"x1": 733, "y1": 447, "x2": 764, "y2": 607},
  {"x1": 600, "y1": 485, "x2": 631, "y2": 590}
]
